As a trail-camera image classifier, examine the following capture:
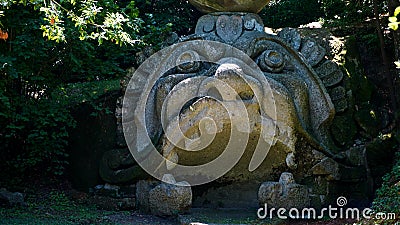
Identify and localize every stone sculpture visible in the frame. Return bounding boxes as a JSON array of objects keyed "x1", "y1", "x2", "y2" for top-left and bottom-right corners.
[{"x1": 116, "y1": 0, "x2": 372, "y2": 215}]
